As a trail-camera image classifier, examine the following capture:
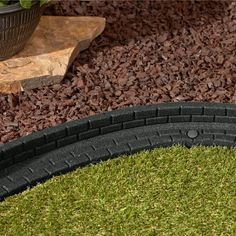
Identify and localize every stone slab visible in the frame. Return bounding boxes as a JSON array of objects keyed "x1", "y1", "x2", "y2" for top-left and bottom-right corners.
[{"x1": 0, "y1": 16, "x2": 106, "y2": 94}]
